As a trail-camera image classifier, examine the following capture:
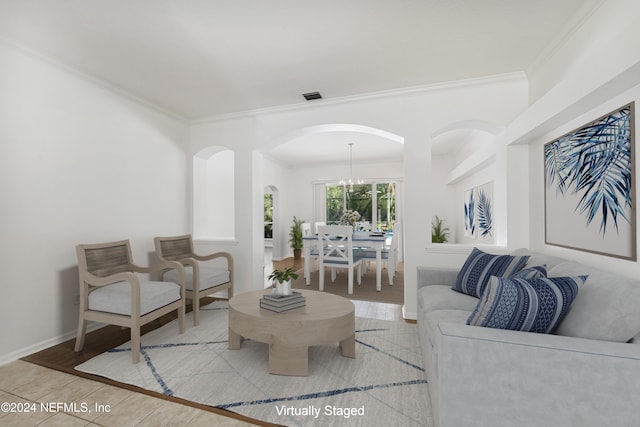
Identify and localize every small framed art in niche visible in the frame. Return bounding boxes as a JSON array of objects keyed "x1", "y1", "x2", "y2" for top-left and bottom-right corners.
[
  {"x1": 463, "y1": 181, "x2": 494, "y2": 244},
  {"x1": 544, "y1": 102, "x2": 636, "y2": 260}
]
